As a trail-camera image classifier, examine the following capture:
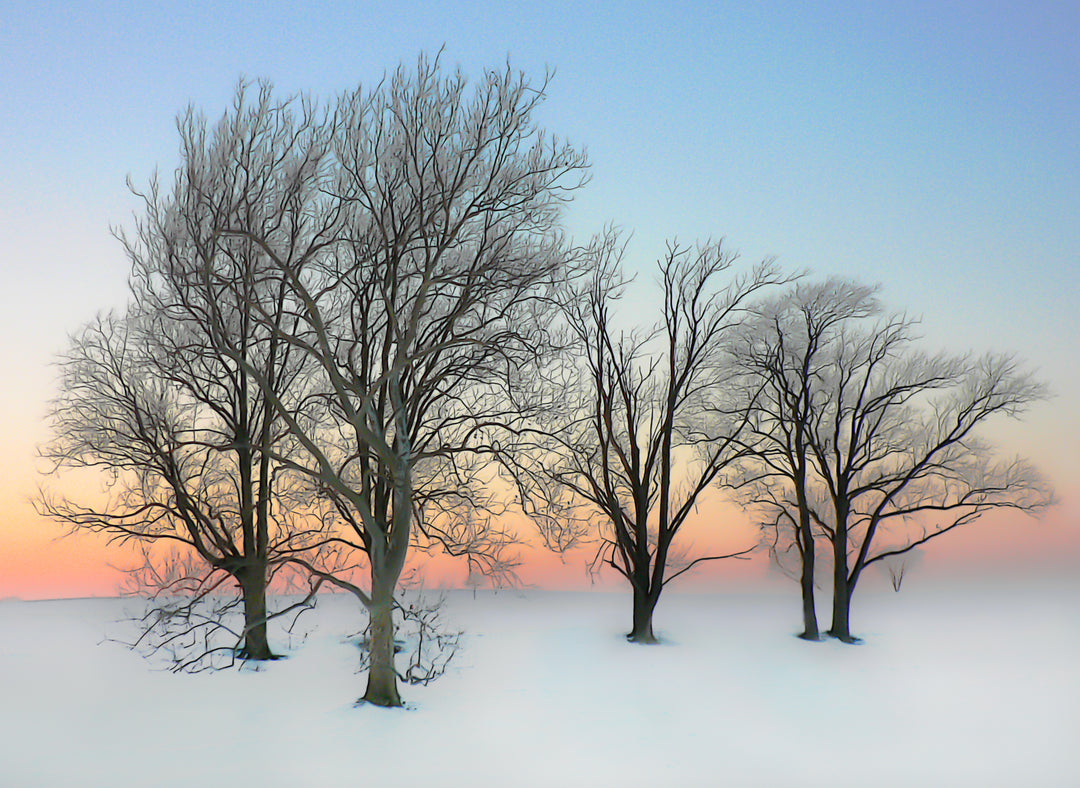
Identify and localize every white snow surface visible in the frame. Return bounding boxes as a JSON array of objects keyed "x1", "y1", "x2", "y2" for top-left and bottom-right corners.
[{"x1": 1, "y1": 578, "x2": 1076, "y2": 787}]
